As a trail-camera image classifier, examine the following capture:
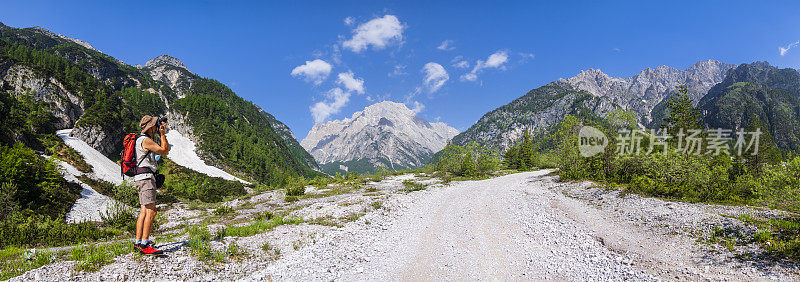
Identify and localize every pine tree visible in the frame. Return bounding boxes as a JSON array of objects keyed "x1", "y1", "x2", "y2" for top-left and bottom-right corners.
[
  {"x1": 743, "y1": 114, "x2": 782, "y2": 174},
  {"x1": 521, "y1": 128, "x2": 534, "y2": 170},
  {"x1": 503, "y1": 146, "x2": 519, "y2": 170},
  {"x1": 461, "y1": 150, "x2": 475, "y2": 177},
  {"x1": 663, "y1": 85, "x2": 701, "y2": 135}
]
